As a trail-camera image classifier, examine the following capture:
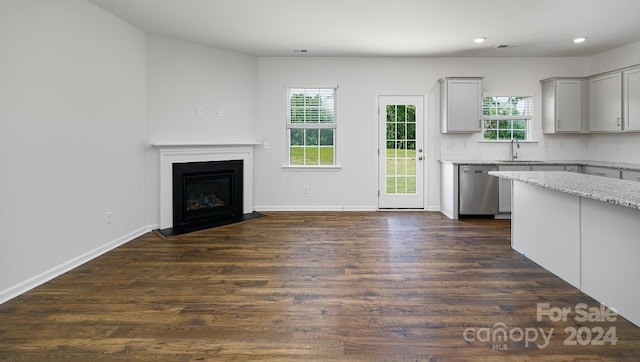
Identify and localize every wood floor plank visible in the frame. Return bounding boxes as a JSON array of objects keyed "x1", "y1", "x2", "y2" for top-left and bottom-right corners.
[{"x1": 1, "y1": 211, "x2": 638, "y2": 361}]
